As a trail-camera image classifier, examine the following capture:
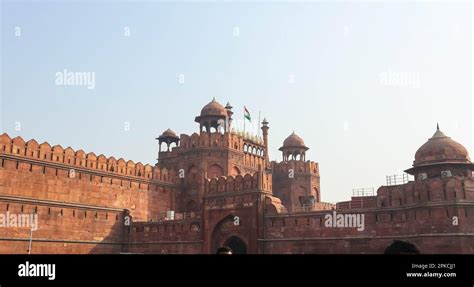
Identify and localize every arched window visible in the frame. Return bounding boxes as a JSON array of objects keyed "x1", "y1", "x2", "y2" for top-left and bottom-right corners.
[
  {"x1": 208, "y1": 164, "x2": 224, "y2": 178},
  {"x1": 230, "y1": 166, "x2": 241, "y2": 176},
  {"x1": 187, "y1": 165, "x2": 199, "y2": 185}
]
